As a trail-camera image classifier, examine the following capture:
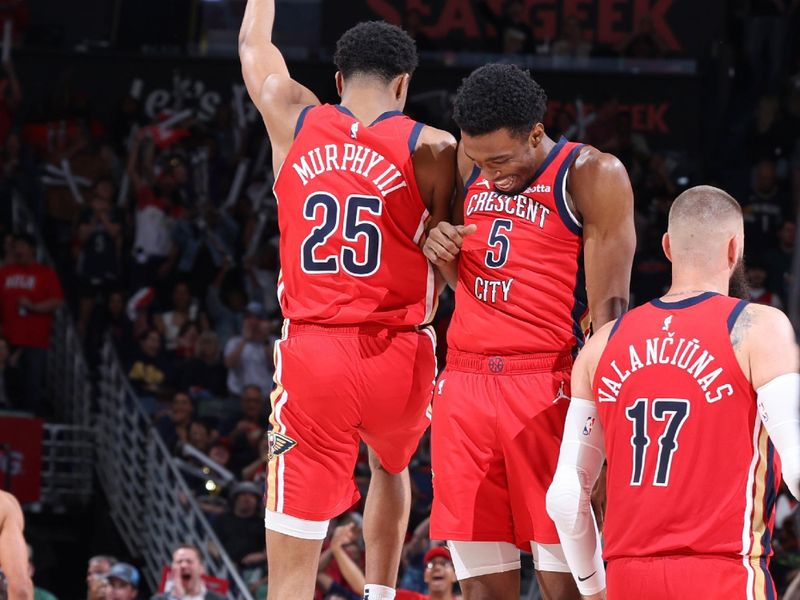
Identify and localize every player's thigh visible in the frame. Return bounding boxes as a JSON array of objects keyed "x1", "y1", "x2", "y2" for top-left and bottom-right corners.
[
  {"x1": 268, "y1": 332, "x2": 362, "y2": 520},
  {"x1": 429, "y1": 370, "x2": 514, "y2": 542},
  {"x1": 500, "y1": 371, "x2": 570, "y2": 546},
  {"x1": 359, "y1": 328, "x2": 436, "y2": 473}
]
